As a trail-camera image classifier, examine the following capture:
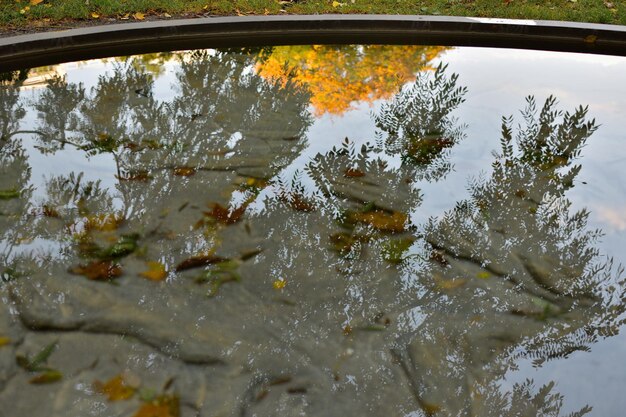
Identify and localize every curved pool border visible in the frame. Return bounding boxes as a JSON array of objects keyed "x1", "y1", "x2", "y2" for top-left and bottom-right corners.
[{"x1": 1, "y1": 15, "x2": 626, "y2": 71}]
